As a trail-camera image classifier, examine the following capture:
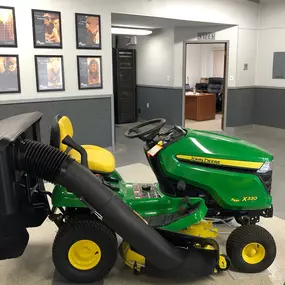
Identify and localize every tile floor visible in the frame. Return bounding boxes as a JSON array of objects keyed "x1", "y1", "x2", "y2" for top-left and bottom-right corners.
[
  {"x1": 1, "y1": 122, "x2": 285, "y2": 285},
  {"x1": 185, "y1": 114, "x2": 222, "y2": 131}
]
